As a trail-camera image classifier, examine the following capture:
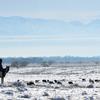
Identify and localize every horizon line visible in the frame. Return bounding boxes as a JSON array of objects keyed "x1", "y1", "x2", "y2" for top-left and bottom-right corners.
[{"x1": 1, "y1": 55, "x2": 100, "y2": 58}]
